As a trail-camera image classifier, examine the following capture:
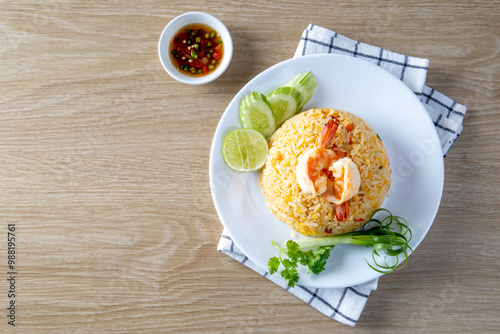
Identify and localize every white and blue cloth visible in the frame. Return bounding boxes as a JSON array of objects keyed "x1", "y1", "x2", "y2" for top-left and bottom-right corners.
[
  {"x1": 295, "y1": 25, "x2": 466, "y2": 156},
  {"x1": 218, "y1": 25, "x2": 466, "y2": 326}
]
